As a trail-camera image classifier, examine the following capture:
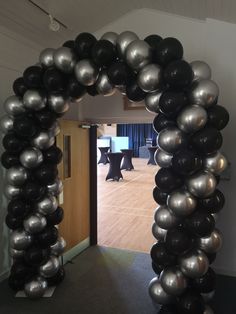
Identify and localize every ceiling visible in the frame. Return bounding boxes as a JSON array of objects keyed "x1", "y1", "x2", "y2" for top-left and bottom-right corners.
[{"x1": 1, "y1": 0, "x2": 236, "y2": 48}]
